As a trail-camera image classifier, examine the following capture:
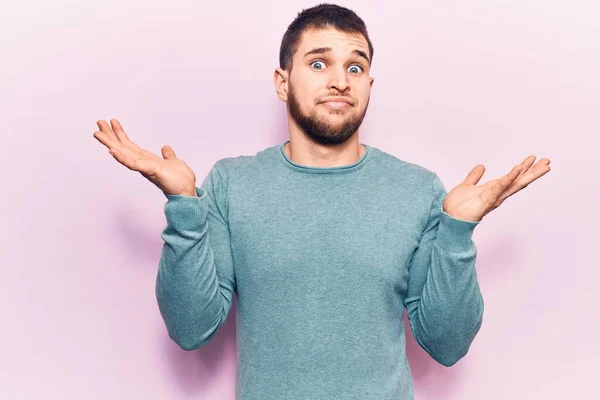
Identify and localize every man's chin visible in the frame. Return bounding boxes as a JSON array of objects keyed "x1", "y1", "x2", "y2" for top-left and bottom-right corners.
[
  {"x1": 313, "y1": 123, "x2": 345, "y2": 135},
  {"x1": 316, "y1": 113, "x2": 352, "y2": 123}
]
